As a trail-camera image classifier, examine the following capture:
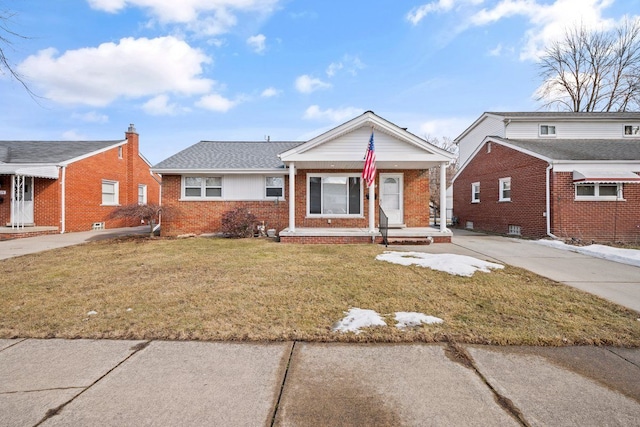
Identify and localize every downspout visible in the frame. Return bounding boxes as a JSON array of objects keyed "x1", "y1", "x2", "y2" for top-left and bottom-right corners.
[
  {"x1": 60, "y1": 166, "x2": 66, "y2": 234},
  {"x1": 546, "y1": 163, "x2": 559, "y2": 239}
]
